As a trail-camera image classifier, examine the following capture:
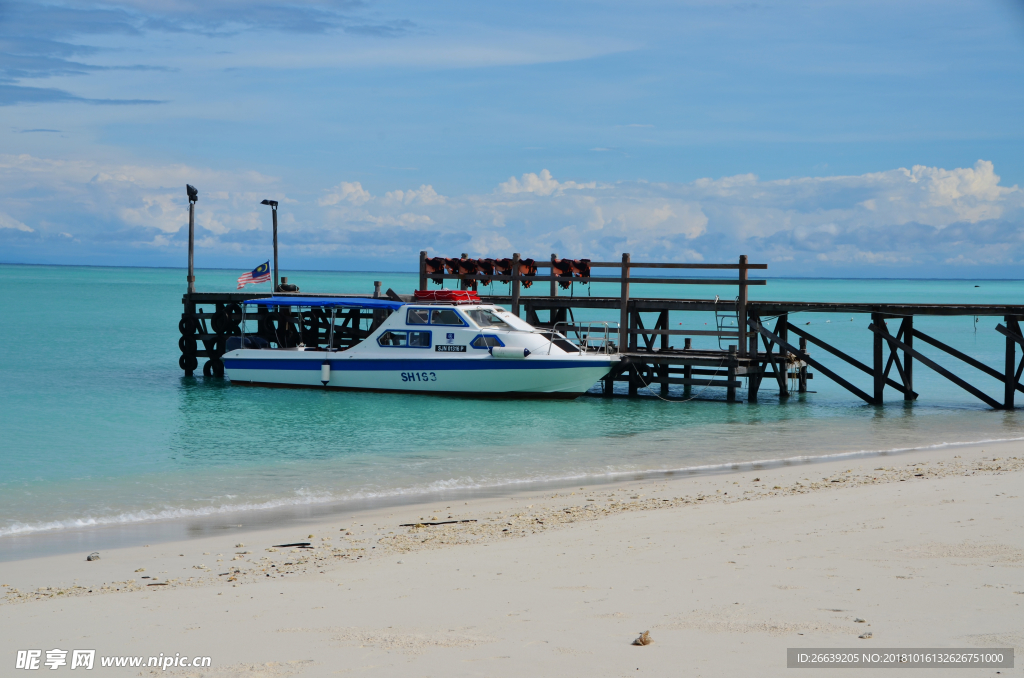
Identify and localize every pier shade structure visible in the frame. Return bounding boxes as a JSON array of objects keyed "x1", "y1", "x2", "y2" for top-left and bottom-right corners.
[{"x1": 179, "y1": 253, "x2": 1024, "y2": 408}]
